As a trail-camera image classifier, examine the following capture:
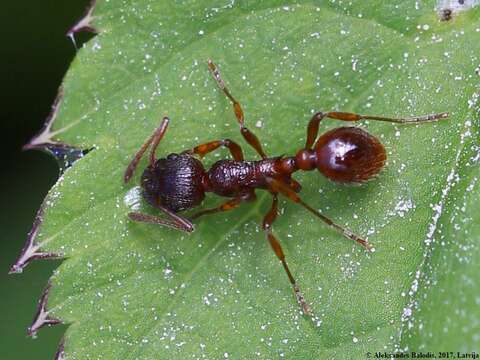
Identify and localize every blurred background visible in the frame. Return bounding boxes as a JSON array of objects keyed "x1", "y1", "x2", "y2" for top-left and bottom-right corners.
[{"x1": 0, "y1": 1, "x2": 92, "y2": 358}]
